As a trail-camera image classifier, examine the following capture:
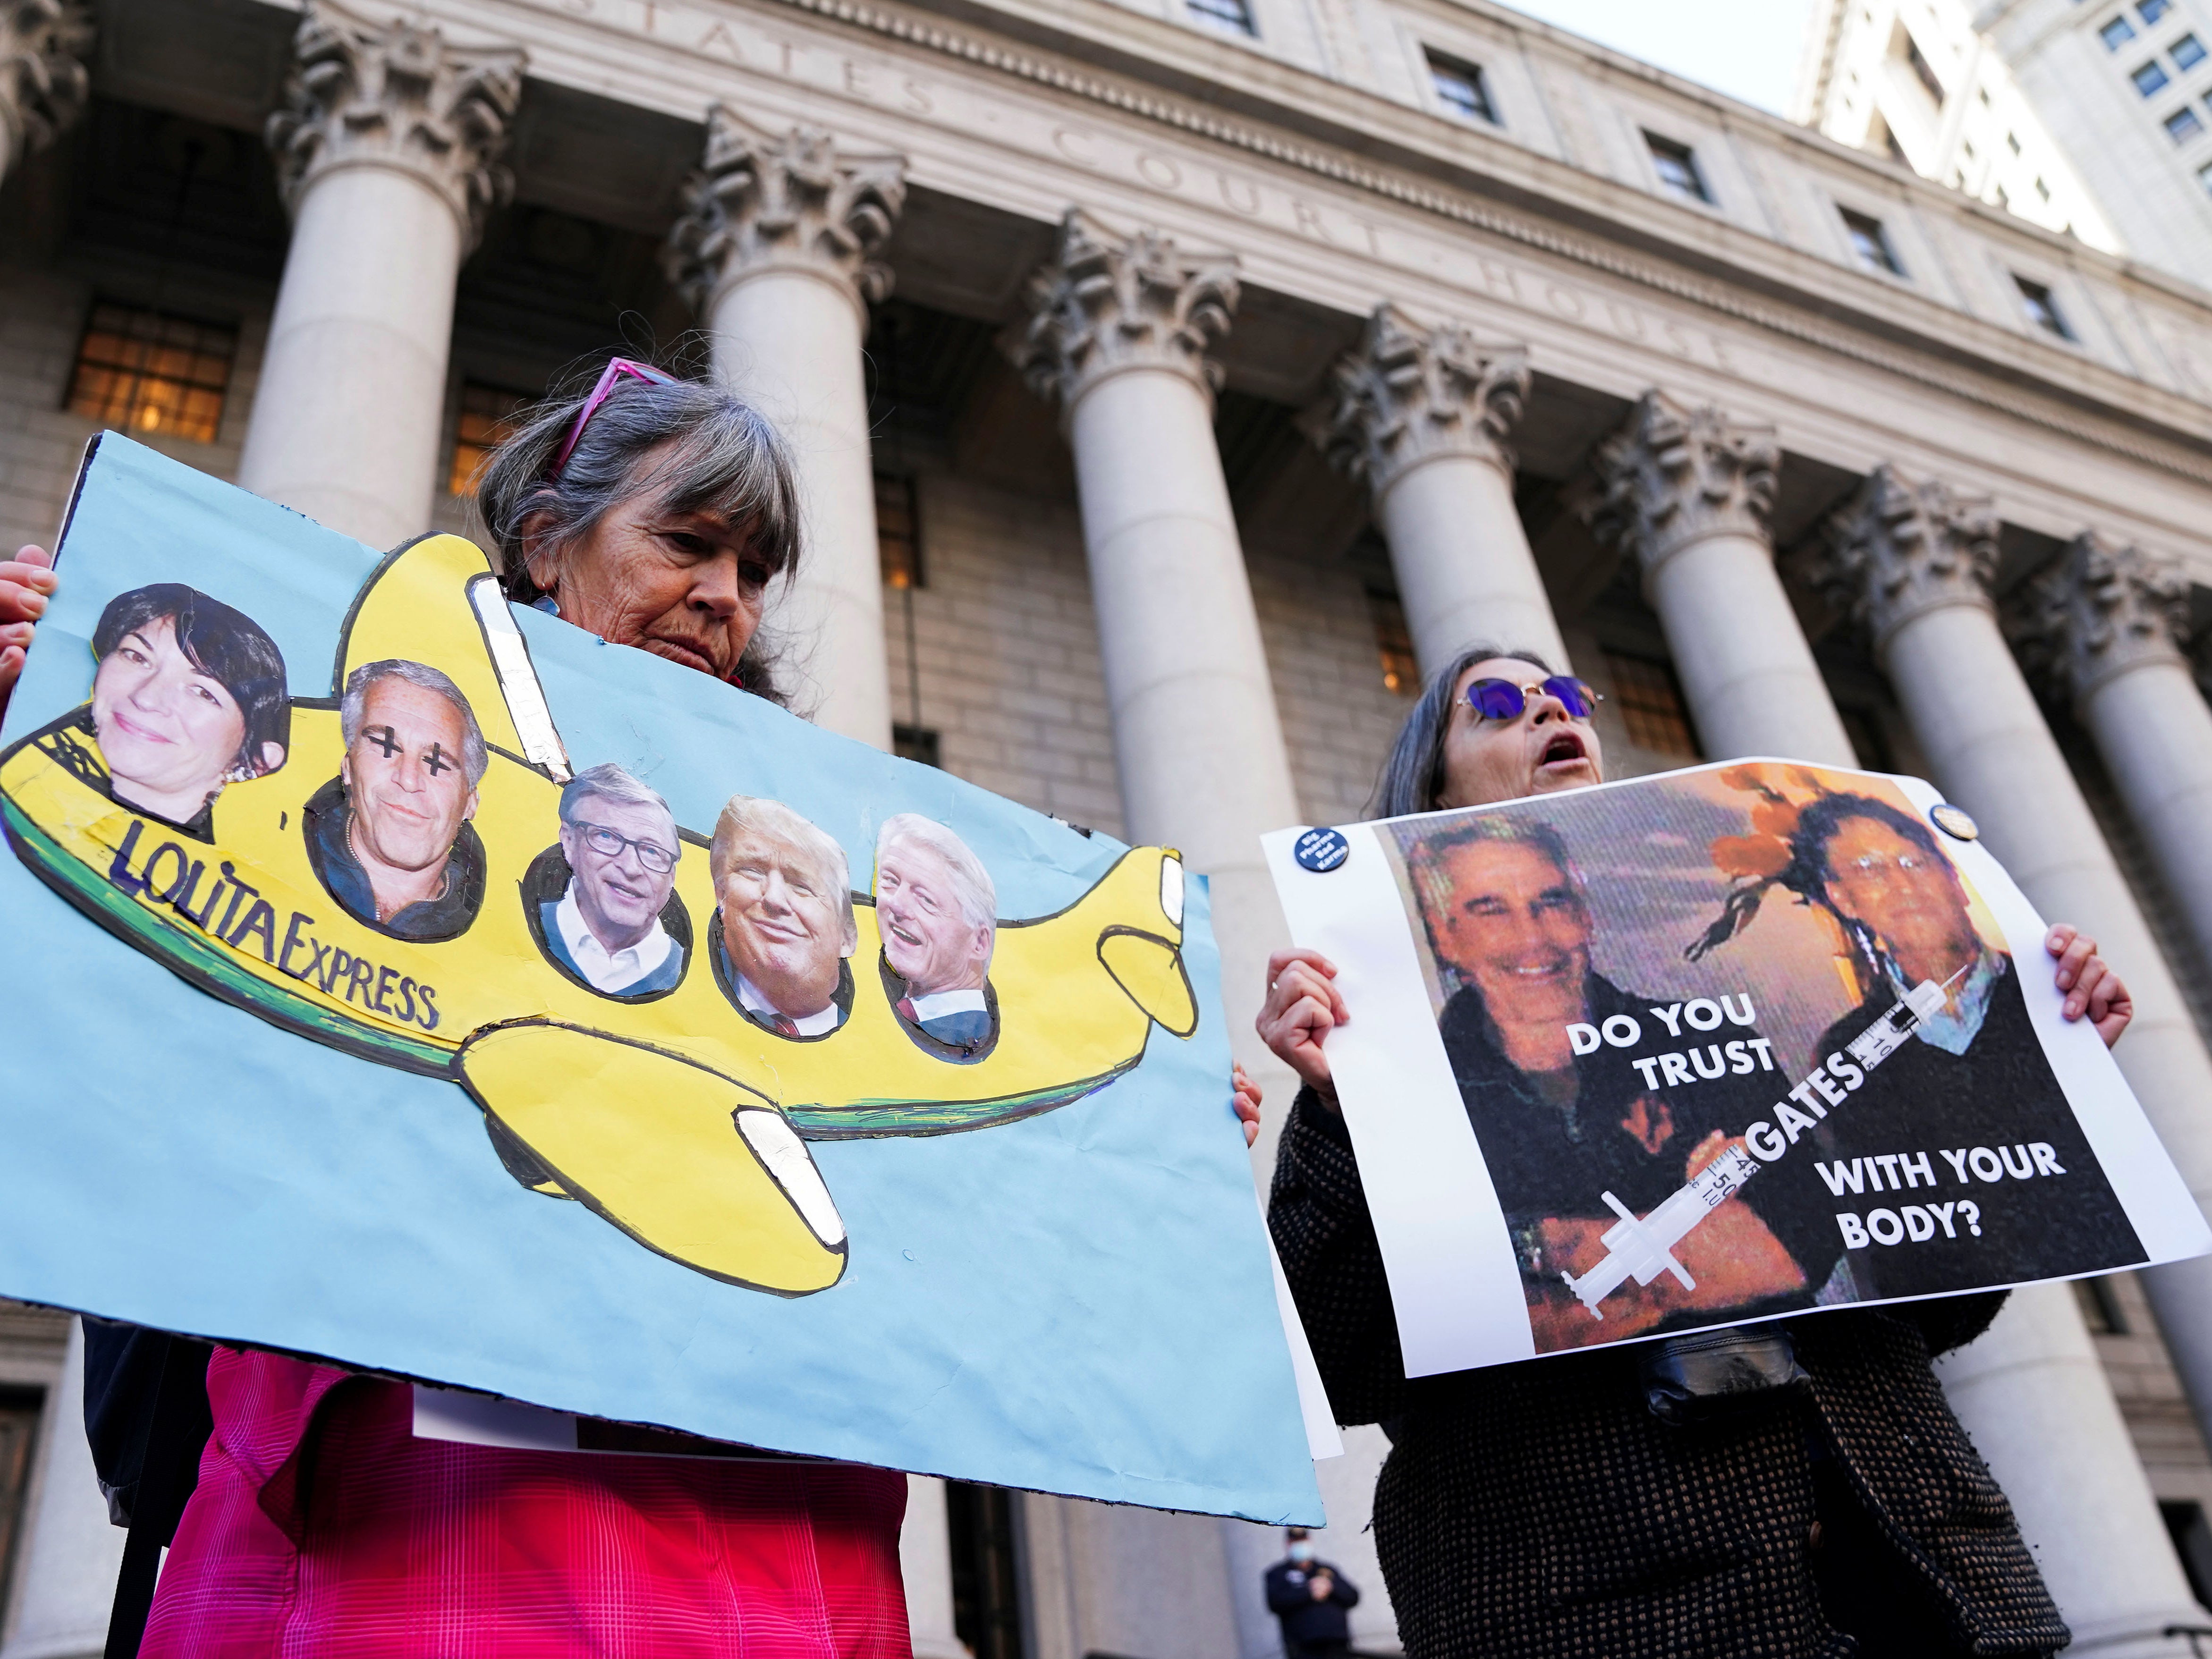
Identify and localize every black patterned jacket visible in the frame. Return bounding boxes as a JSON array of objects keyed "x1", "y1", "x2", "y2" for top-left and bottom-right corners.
[{"x1": 1269, "y1": 1087, "x2": 2068, "y2": 1659}]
